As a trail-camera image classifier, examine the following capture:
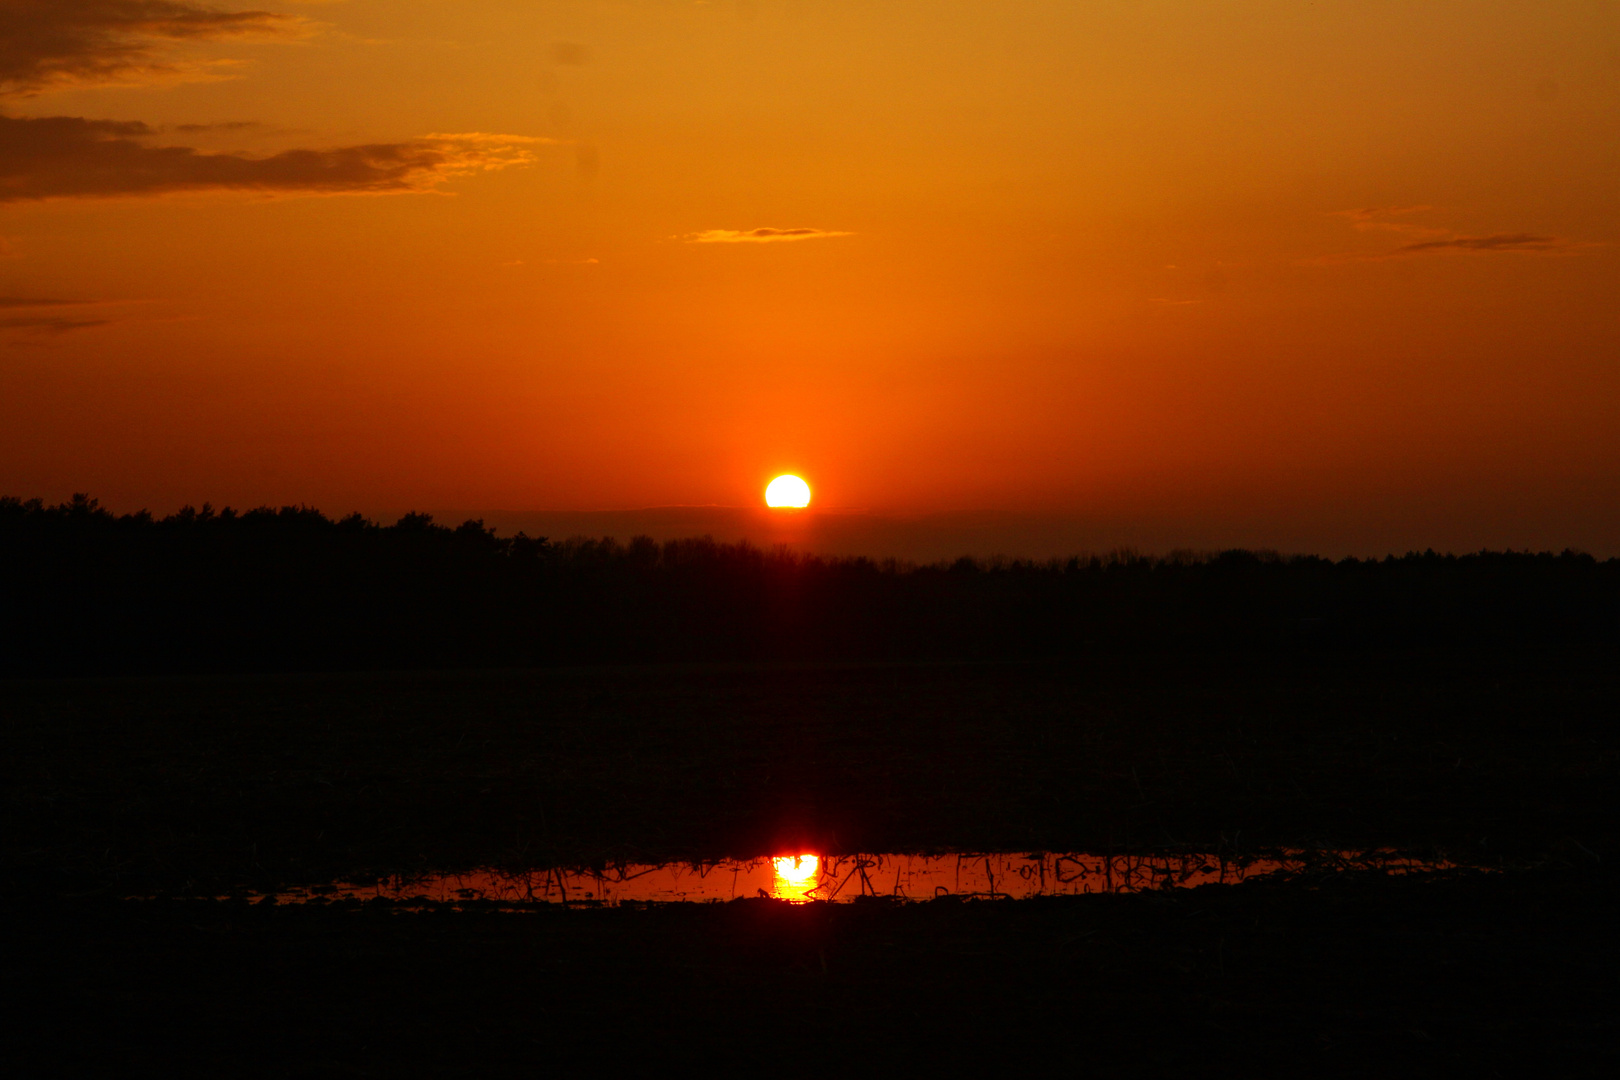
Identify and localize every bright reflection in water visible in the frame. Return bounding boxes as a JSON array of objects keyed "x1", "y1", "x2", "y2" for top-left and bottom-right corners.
[
  {"x1": 206, "y1": 850, "x2": 1464, "y2": 908},
  {"x1": 772, "y1": 854, "x2": 821, "y2": 900}
]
